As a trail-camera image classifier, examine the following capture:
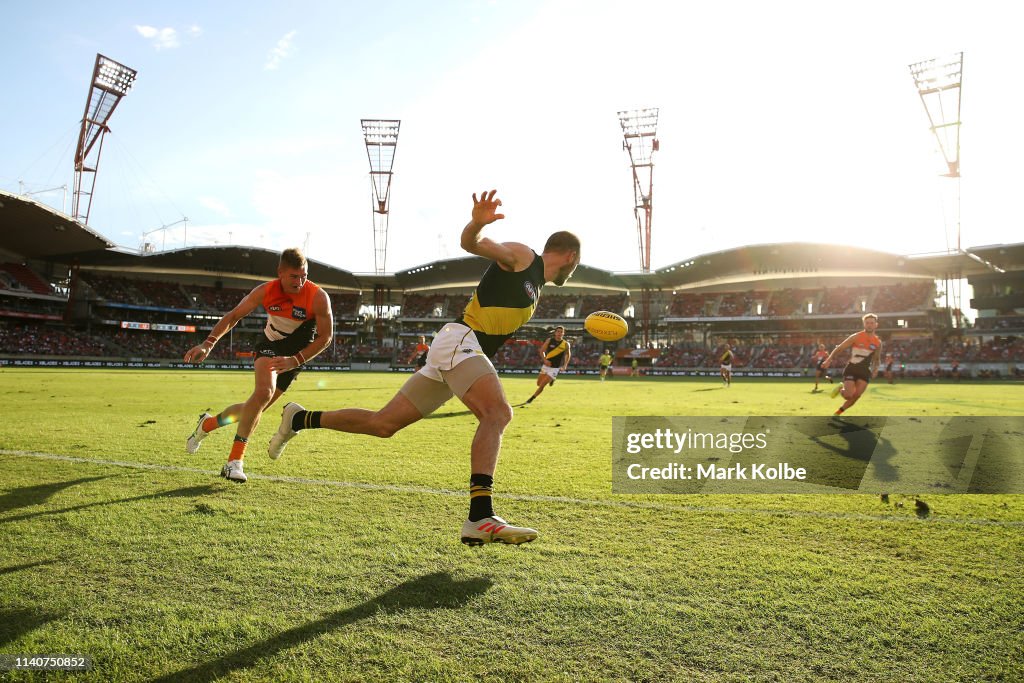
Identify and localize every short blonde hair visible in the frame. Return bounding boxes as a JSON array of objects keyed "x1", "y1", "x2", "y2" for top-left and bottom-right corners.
[
  {"x1": 279, "y1": 248, "x2": 307, "y2": 270},
  {"x1": 862, "y1": 313, "x2": 878, "y2": 322}
]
